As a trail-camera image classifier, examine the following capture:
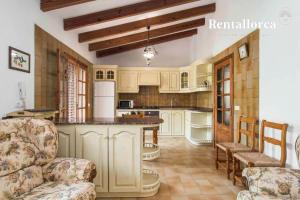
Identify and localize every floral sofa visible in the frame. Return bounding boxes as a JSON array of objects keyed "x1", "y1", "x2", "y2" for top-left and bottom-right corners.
[
  {"x1": 0, "y1": 118, "x2": 97, "y2": 200},
  {"x1": 237, "y1": 135, "x2": 300, "y2": 200}
]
